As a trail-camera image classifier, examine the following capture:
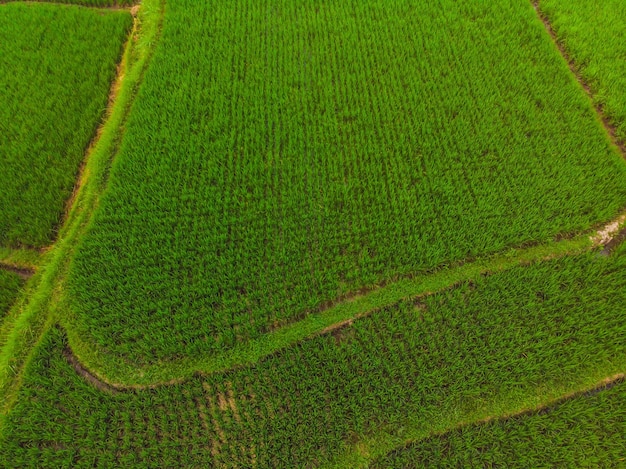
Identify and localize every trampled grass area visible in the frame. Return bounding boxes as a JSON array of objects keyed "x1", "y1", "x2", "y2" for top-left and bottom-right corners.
[
  {"x1": 0, "y1": 271, "x2": 22, "y2": 318},
  {"x1": 0, "y1": 3, "x2": 132, "y2": 247},
  {"x1": 3, "y1": 247, "x2": 626, "y2": 467},
  {"x1": 373, "y1": 379, "x2": 626, "y2": 468},
  {"x1": 539, "y1": 0, "x2": 626, "y2": 143},
  {"x1": 66, "y1": 0, "x2": 626, "y2": 365}
]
